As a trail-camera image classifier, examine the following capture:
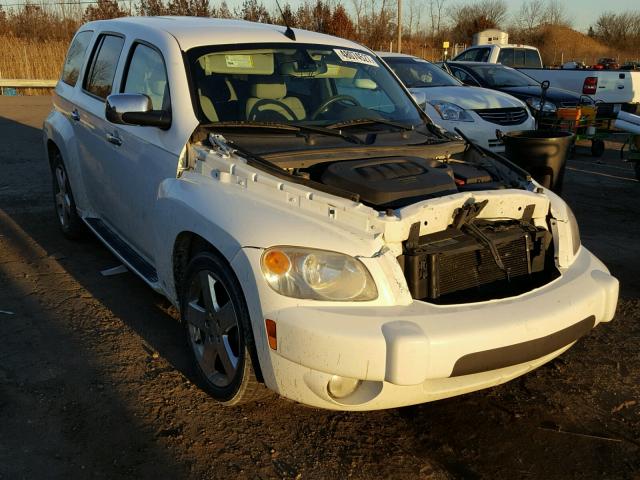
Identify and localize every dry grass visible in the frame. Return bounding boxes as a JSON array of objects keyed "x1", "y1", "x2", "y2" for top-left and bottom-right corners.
[
  {"x1": 0, "y1": 35, "x2": 68, "y2": 95},
  {"x1": 536, "y1": 26, "x2": 617, "y2": 66}
]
